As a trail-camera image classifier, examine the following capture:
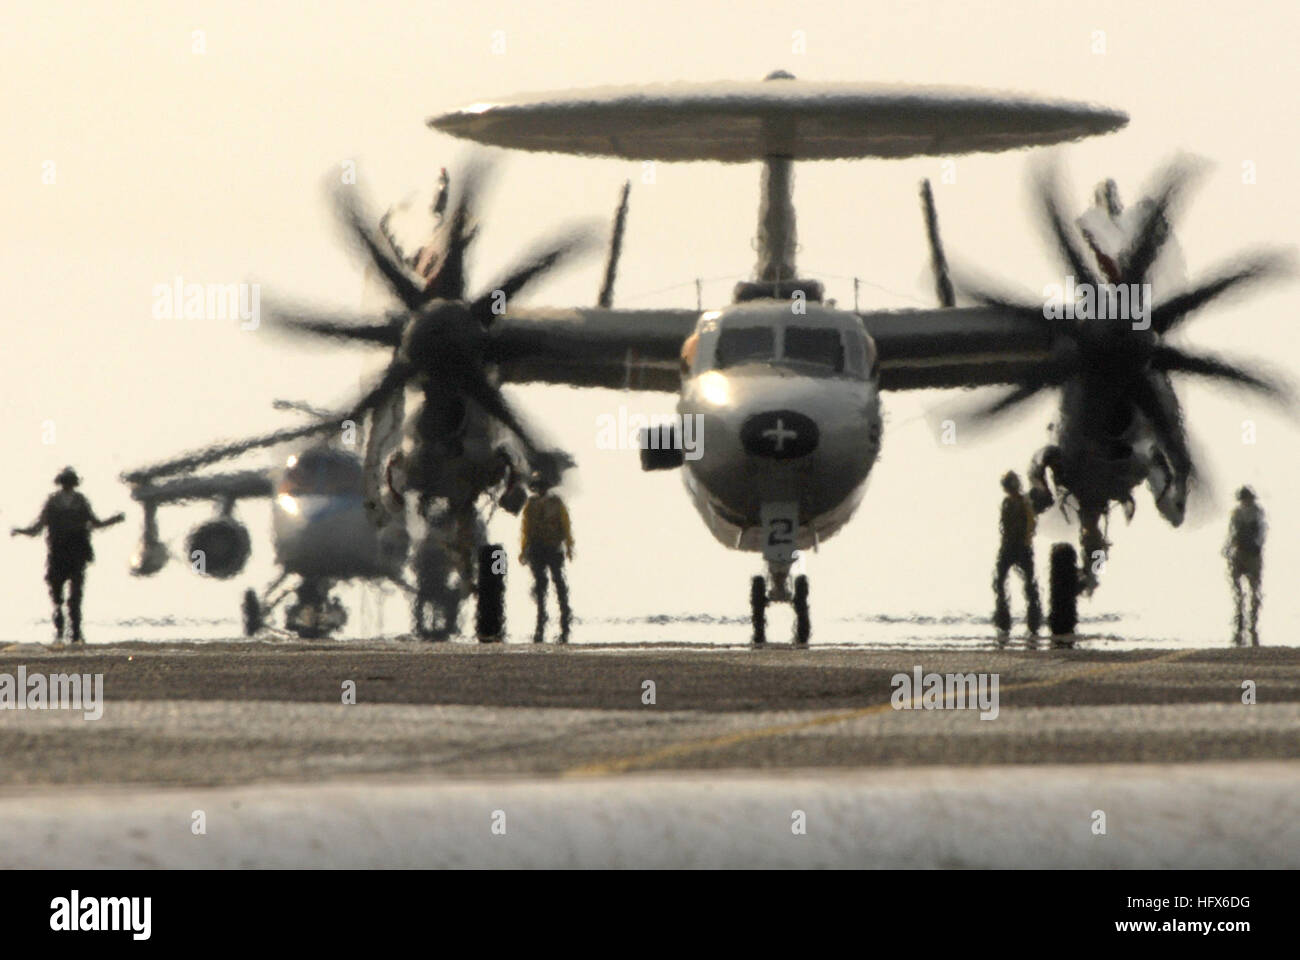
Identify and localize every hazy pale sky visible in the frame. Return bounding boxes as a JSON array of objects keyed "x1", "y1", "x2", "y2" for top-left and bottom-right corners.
[{"x1": 4, "y1": 1, "x2": 1298, "y2": 643}]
